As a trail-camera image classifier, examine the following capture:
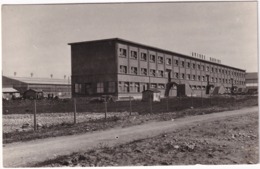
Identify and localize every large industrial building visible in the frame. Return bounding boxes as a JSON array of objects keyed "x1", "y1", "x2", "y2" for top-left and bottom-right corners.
[
  {"x1": 2, "y1": 76, "x2": 71, "y2": 98},
  {"x1": 69, "y1": 38, "x2": 246, "y2": 99}
]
